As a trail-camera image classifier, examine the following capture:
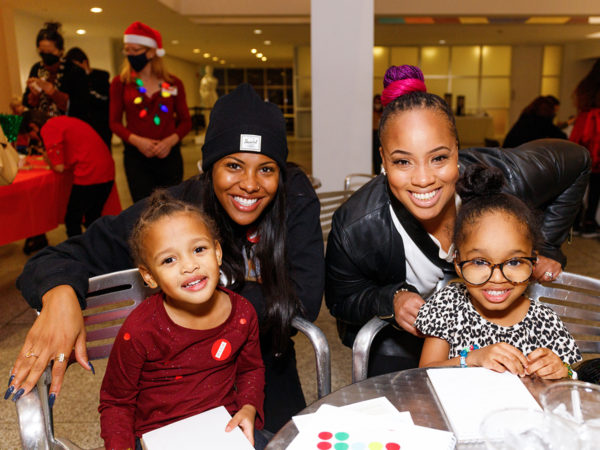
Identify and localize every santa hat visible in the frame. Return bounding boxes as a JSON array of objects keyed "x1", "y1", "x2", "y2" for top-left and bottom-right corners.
[{"x1": 123, "y1": 21, "x2": 165, "y2": 57}]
